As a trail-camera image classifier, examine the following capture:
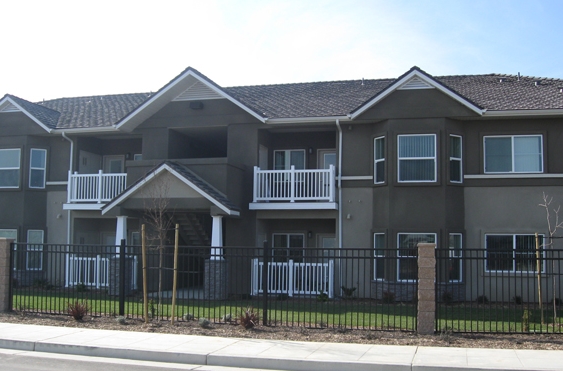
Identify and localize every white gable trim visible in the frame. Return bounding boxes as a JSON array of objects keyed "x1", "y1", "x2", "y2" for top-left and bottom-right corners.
[
  {"x1": 349, "y1": 70, "x2": 485, "y2": 119},
  {"x1": 0, "y1": 97, "x2": 52, "y2": 133},
  {"x1": 115, "y1": 69, "x2": 265, "y2": 132},
  {"x1": 0, "y1": 102, "x2": 19, "y2": 112},
  {"x1": 102, "y1": 163, "x2": 239, "y2": 216}
]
